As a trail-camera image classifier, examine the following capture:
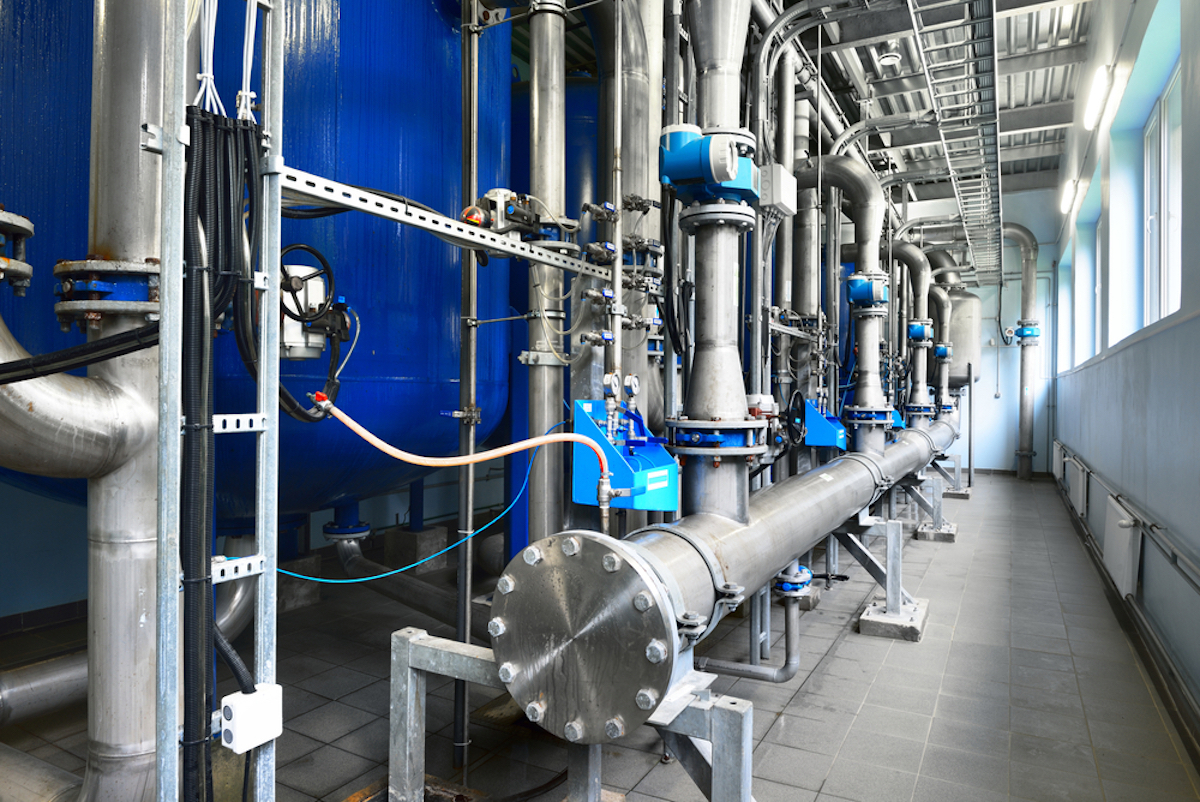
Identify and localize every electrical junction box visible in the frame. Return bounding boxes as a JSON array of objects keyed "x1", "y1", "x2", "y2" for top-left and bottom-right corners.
[
  {"x1": 220, "y1": 683, "x2": 283, "y2": 755},
  {"x1": 572, "y1": 399, "x2": 679, "y2": 512},
  {"x1": 758, "y1": 162, "x2": 797, "y2": 217}
]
